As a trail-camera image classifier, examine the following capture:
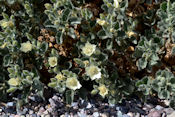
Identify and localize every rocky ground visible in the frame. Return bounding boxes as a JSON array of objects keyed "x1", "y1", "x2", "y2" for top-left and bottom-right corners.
[{"x1": 0, "y1": 93, "x2": 175, "y2": 117}]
